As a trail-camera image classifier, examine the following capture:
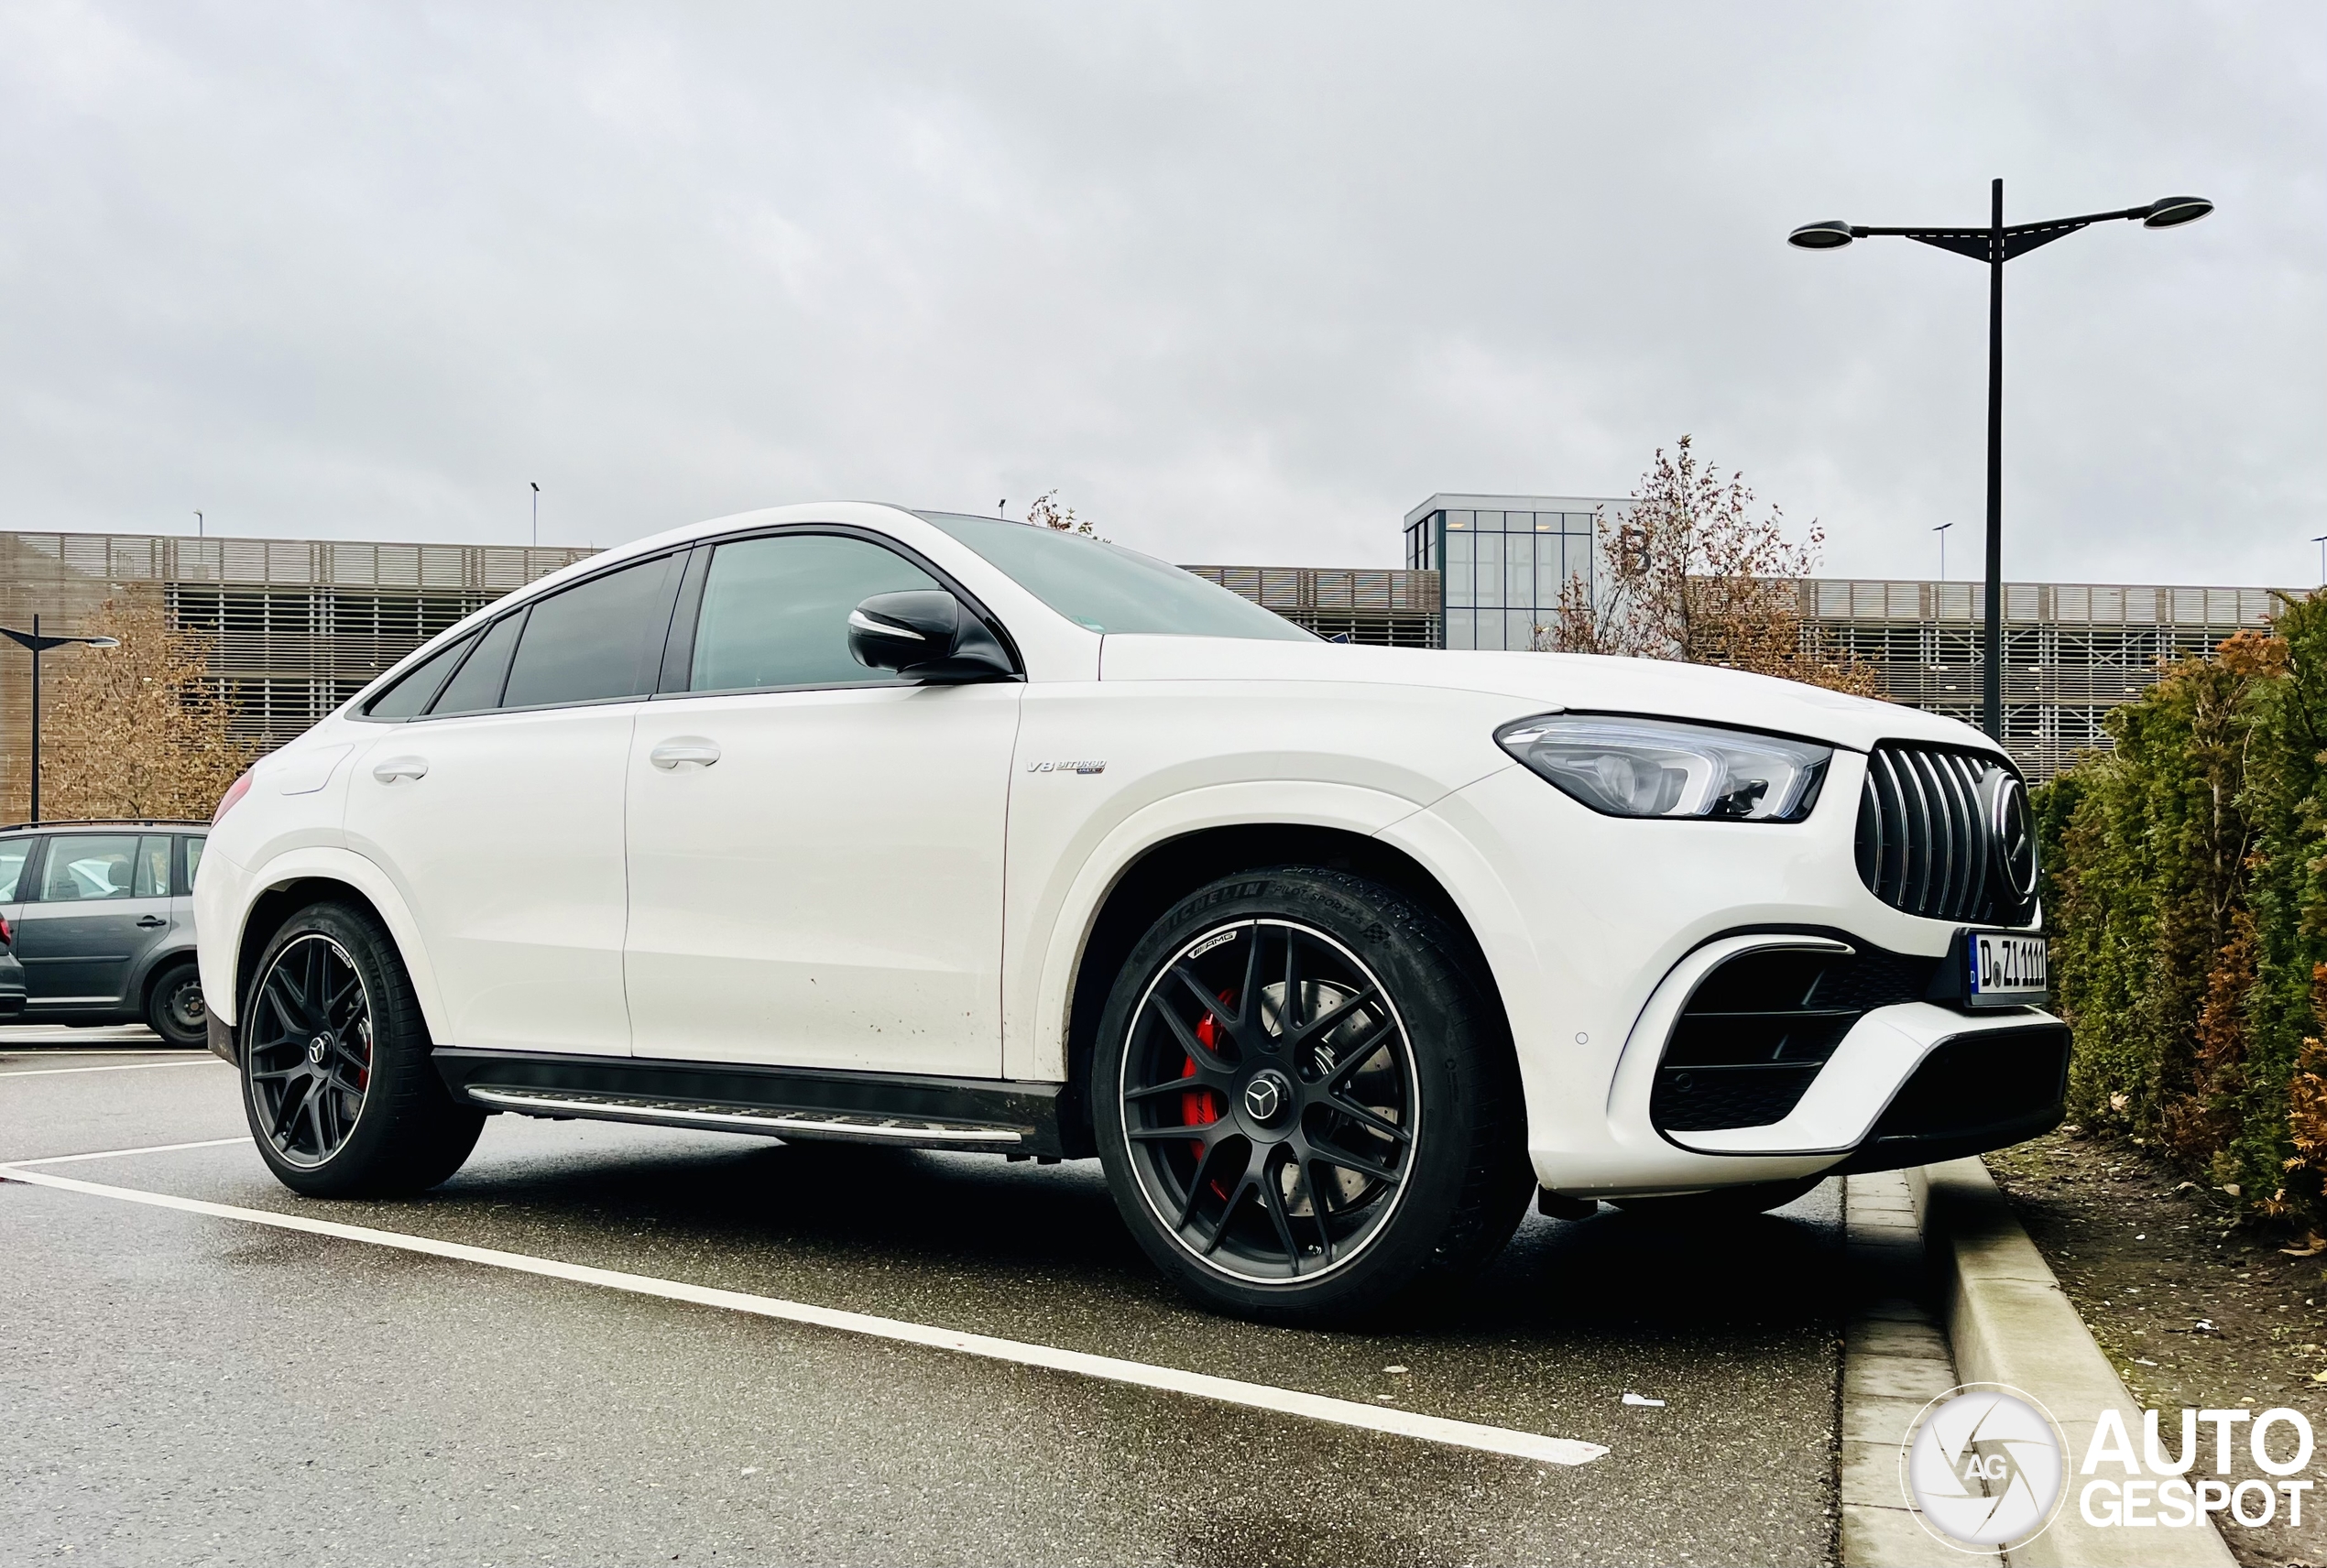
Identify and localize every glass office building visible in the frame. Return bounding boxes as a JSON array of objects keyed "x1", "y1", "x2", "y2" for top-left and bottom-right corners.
[{"x1": 1401, "y1": 493, "x2": 1627, "y2": 651}]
